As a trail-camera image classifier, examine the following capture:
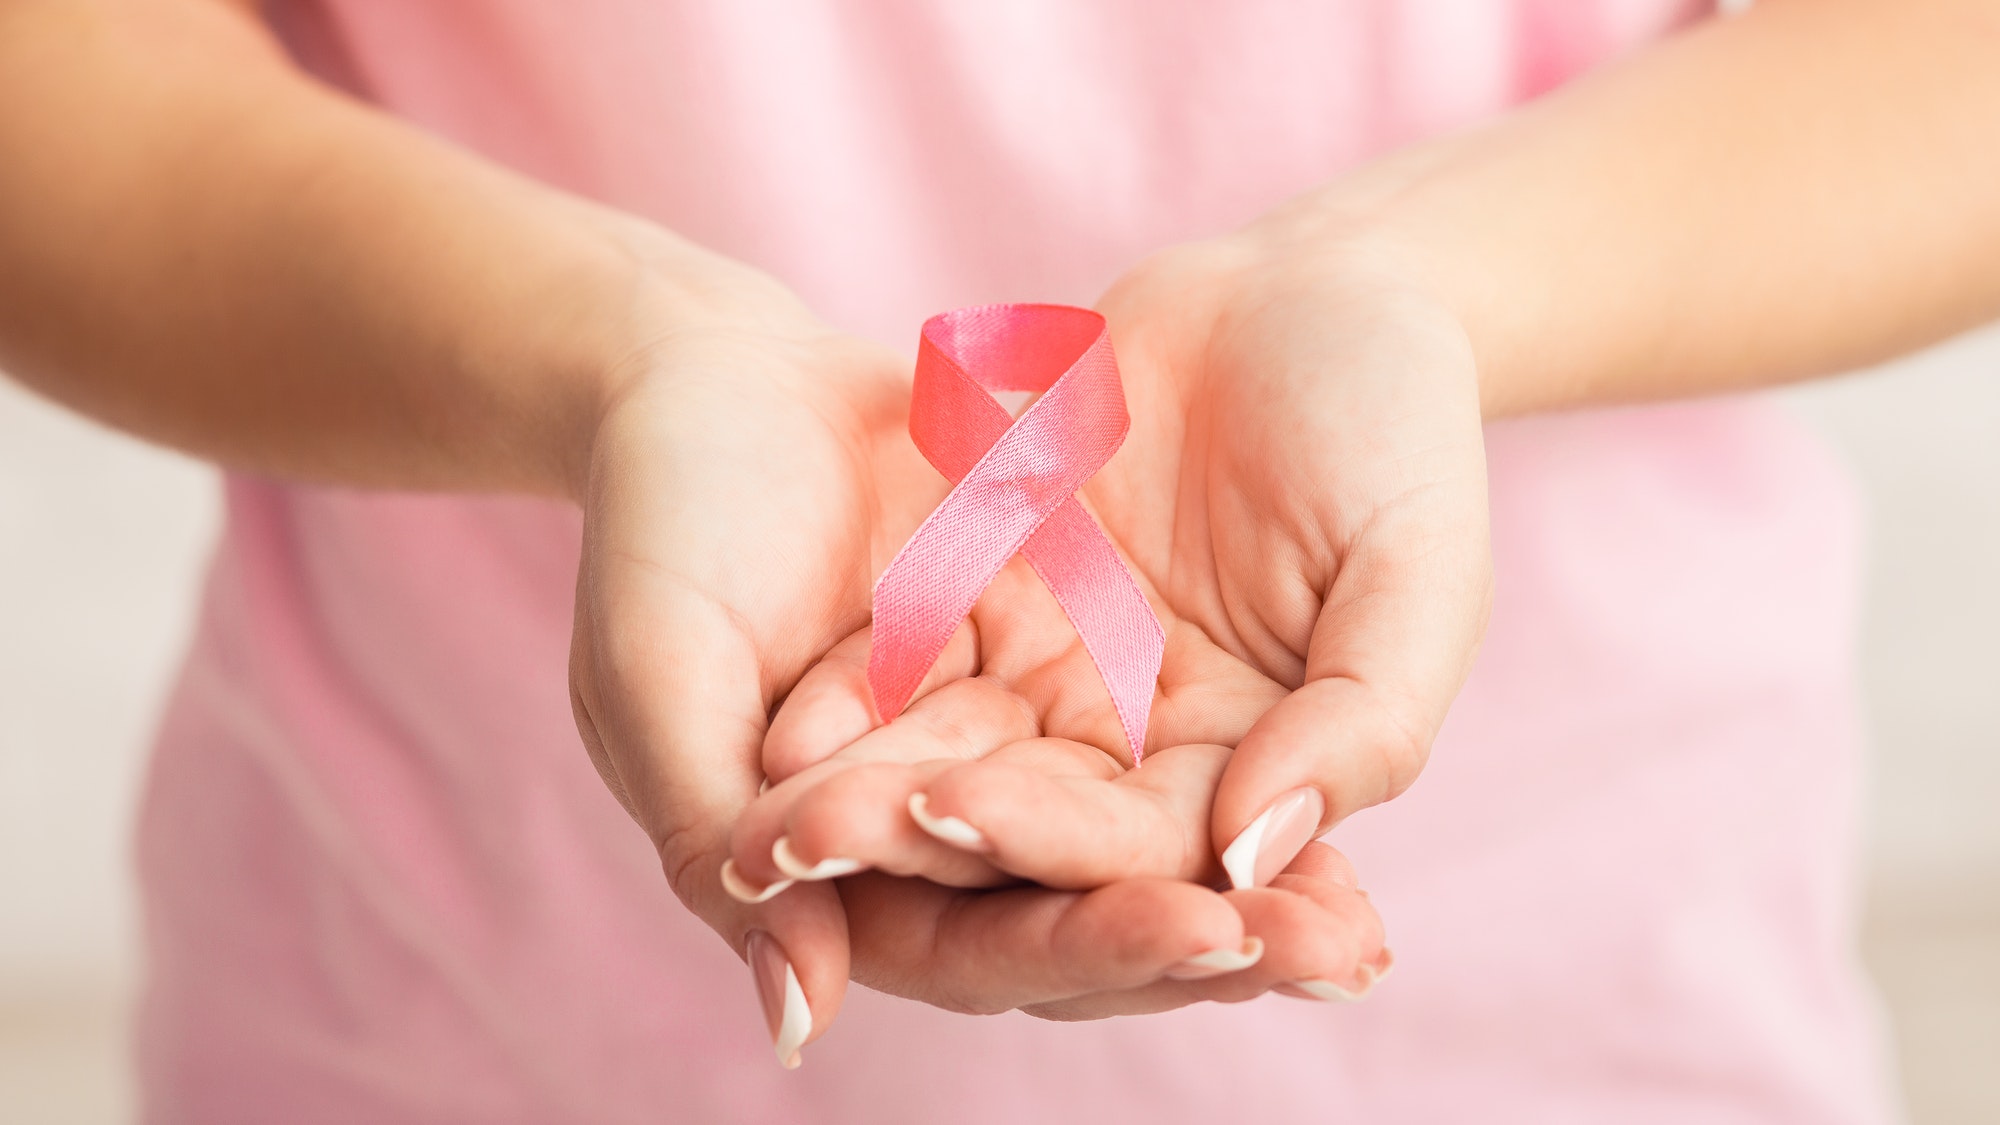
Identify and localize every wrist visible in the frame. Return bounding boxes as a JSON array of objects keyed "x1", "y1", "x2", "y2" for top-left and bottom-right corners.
[
  {"x1": 1224, "y1": 146, "x2": 1539, "y2": 421},
  {"x1": 538, "y1": 214, "x2": 822, "y2": 505}
]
